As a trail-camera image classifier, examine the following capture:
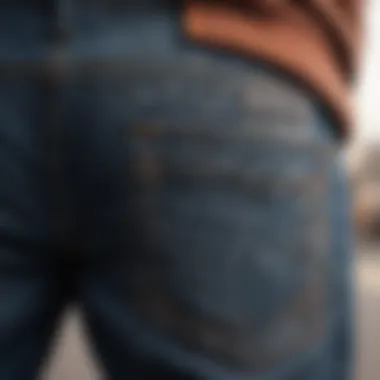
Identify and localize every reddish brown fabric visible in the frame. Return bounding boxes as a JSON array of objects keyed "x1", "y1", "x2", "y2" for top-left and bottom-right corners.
[{"x1": 182, "y1": 0, "x2": 364, "y2": 138}]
